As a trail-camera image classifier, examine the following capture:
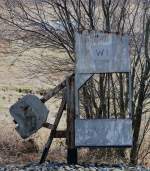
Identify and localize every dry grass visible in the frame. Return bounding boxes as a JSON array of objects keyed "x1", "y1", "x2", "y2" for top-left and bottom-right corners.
[
  {"x1": 0, "y1": 124, "x2": 67, "y2": 165},
  {"x1": 0, "y1": 83, "x2": 67, "y2": 165},
  {"x1": 0, "y1": 43, "x2": 68, "y2": 165}
]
